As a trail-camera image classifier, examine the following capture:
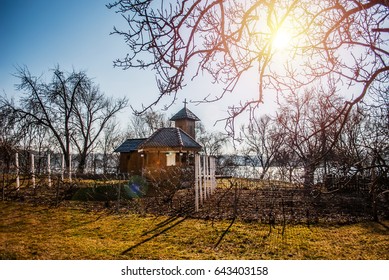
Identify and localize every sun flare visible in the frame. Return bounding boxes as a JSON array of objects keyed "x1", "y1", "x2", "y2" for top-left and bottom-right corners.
[{"x1": 271, "y1": 29, "x2": 291, "y2": 51}]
